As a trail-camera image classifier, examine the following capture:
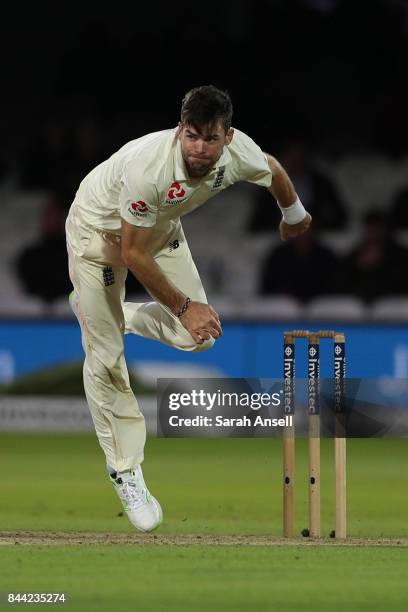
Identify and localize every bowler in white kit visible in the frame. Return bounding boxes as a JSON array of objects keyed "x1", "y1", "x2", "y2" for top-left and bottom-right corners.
[{"x1": 65, "y1": 85, "x2": 311, "y2": 531}]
